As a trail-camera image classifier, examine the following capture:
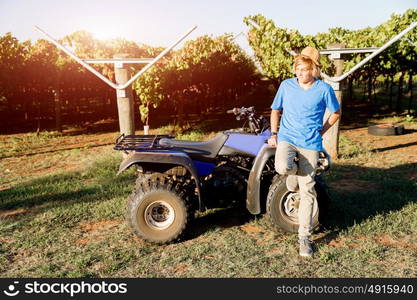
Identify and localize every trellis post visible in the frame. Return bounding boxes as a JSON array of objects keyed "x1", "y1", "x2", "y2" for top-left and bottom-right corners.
[
  {"x1": 114, "y1": 53, "x2": 135, "y2": 136},
  {"x1": 53, "y1": 88, "x2": 62, "y2": 133},
  {"x1": 323, "y1": 43, "x2": 345, "y2": 159}
]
